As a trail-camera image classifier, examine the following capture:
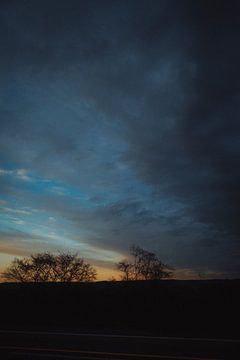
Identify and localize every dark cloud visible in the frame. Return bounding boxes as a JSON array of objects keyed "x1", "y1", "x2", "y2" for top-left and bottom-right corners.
[{"x1": 0, "y1": 0, "x2": 240, "y2": 278}]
